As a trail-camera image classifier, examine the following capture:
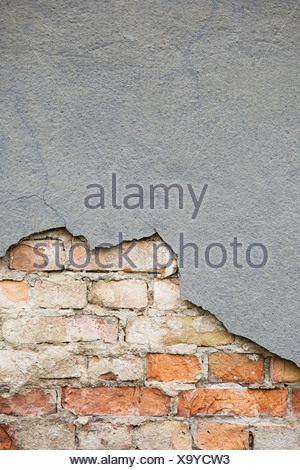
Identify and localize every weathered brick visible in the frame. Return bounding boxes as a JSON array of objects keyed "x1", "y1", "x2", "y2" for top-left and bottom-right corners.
[
  {"x1": 35, "y1": 346, "x2": 86, "y2": 379},
  {"x1": 15, "y1": 419, "x2": 75, "y2": 450},
  {"x1": 153, "y1": 279, "x2": 190, "y2": 309},
  {"x1": 126, "y1": 316, "x2": 234, "y2": 346},
  {"x1": 293, "y1": 389, "x2": 300, "y2": 417},
  {"x1": 0, "y1": 424, "x2": 18, "y2": 450},
  {"x1": 69, "y1": 240, "x2": 176, "y2": 277},
  {"x1": 90, "y1": 280, "x2": 148, "y2": 309},
  {"x1": 195, "y1": 422, "x2": 249, "y2": 450},
  {"x1": 135, "y1": 421, "x2": 192, "y2": 450},
  {"x1": 178, "y1": 388, "x2": 288, "y2": 417},
  {"x1": 0, "y1": 281, "x2": 28, "y2": 307},
  {"x1": 208, "y1": 353, "x2": 264, "y2": 384},
  {"x1": 253, "y1": 423, "x2": 300, "y2": 450},
  {"x1": 78, "y1": 423, "x2": 133, "y2": 450},
  {"x1": 270, "y1": 357, "x2": 300, "y2": 383},
  {"x1": 0, "y1": 347, "x2": 86, "y2": 387},
  {"x1": 88, "y1": 356, "x2": 144, "y2": 382},
  {"x1": 147, "y1": 354, "x2": 201, "y2": 382},
  {"x1": 31, "y1": 277, "x2": 87, "y2": 308},
  {"x1": 9, "y1": 239, "x2": 65, "y2": 271},
  {"x1": 62, "y1": 387, "x2": 170, "y2": 416},
  {"x1": 2, "y1": 316, "x2": 117, "y2": 345},
  {"x1": 0, "y1": 350, "x2": 38, "y2": 387},
  {"x1": 0, "y1": 390, "x2": 56, "y2": 416}
]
